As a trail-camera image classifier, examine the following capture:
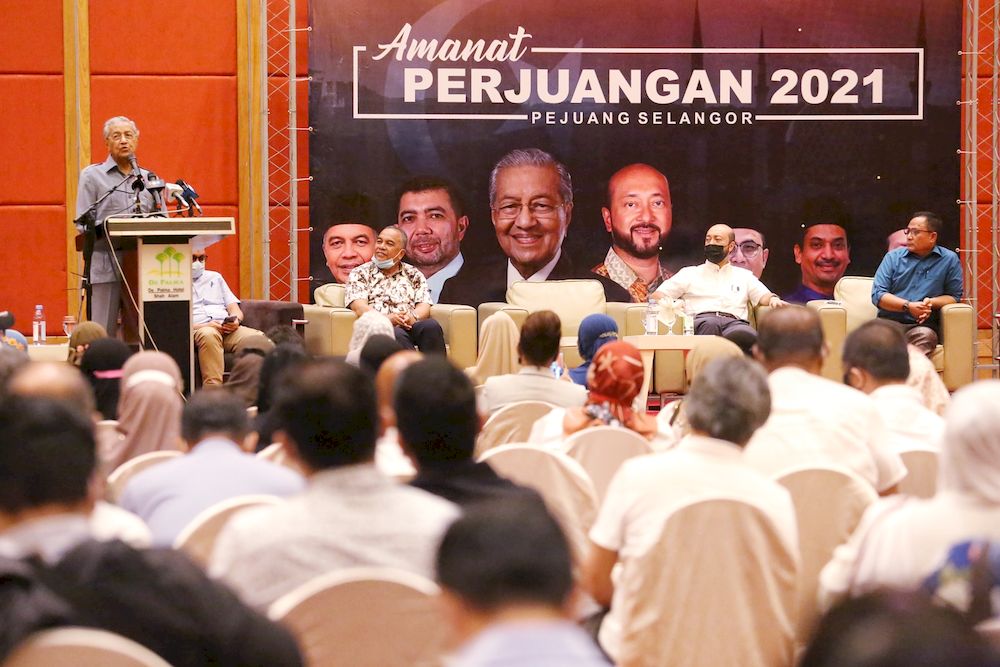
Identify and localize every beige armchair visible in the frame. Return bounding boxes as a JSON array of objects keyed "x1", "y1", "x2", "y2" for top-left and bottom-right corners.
[
  {"x1": 832, "y1": 276, "x2": 975, "y2": 390},
  {"x1": 477, "y1": 280, "x2": 646, "y2": 367},
  {"x1": 301, "y1": 284, "x2": 478, "y2": 369}
]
